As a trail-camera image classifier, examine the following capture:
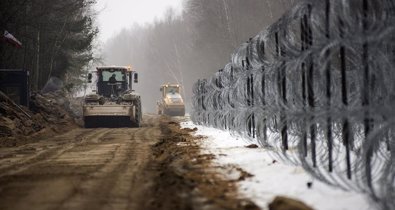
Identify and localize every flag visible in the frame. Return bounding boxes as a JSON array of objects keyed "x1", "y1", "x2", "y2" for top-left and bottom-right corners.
[{"x1": 3, "y1": 30, "x2": 22, "y2": 48}]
